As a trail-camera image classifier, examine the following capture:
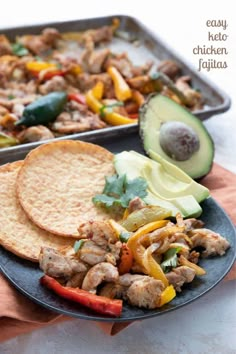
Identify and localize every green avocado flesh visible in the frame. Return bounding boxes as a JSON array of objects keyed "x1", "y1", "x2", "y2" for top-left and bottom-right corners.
[
  {"x1": 139, "y1": 94, "x2": 214, "y2": 179},
  {"x1": 114, "y1": 150, "x2": 210, "y2": 218}
]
